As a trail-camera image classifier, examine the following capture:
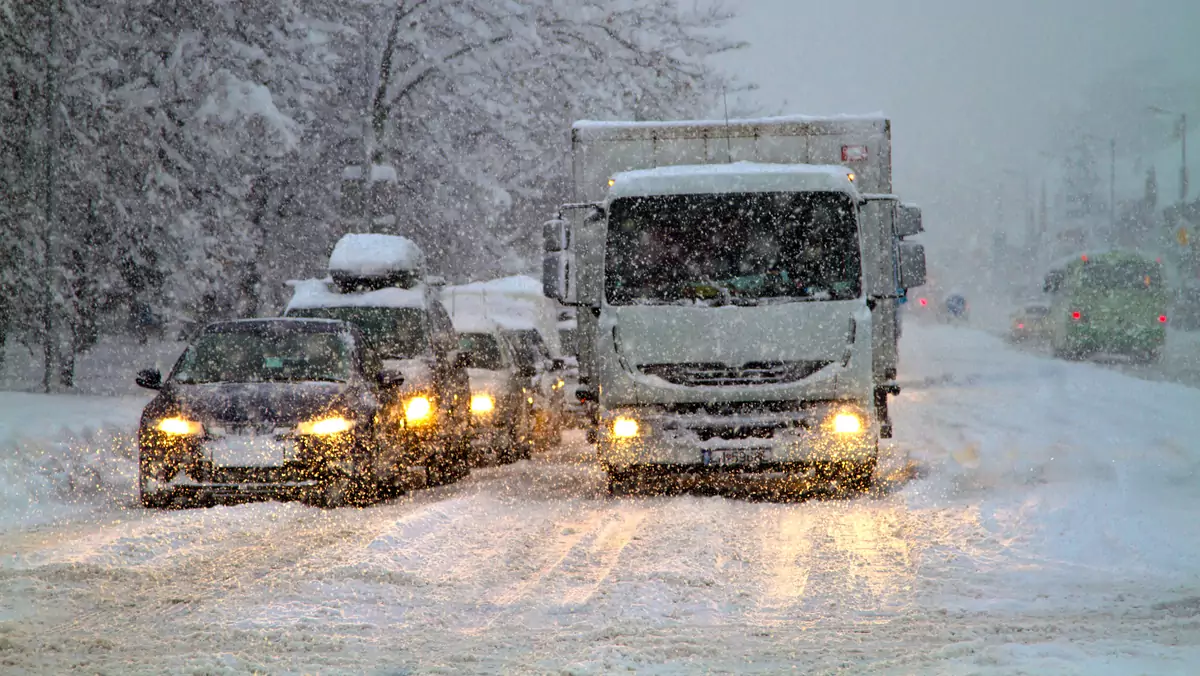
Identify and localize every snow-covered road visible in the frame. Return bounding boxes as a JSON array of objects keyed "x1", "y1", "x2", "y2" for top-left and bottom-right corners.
[{"x1": 2, "y1": 325, "x2": 1200, "y2": 674}]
